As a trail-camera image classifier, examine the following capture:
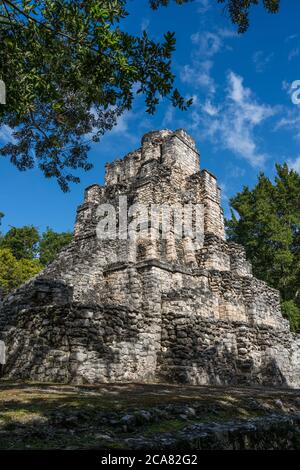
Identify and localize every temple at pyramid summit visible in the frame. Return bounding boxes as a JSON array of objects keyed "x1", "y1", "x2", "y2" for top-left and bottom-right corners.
[{"x1": 1, "y1": 129, "x2": 300, "y2": 386}]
